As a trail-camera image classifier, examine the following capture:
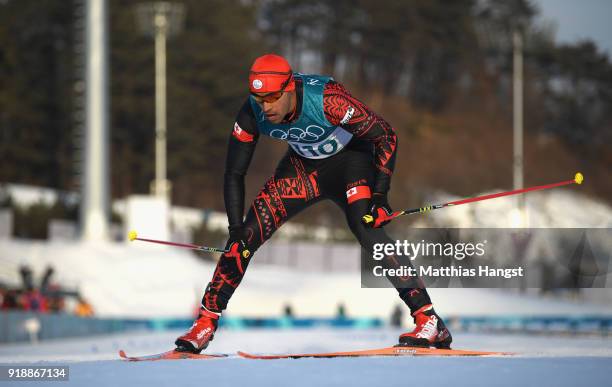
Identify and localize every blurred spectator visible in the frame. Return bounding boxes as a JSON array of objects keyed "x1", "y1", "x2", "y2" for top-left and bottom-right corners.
[
  {"x1": 1, "y1": 267, "x2": 75, "y2": 314},
  {"x1": 283, "y1": 304, "x2": 294, "y2": 318},
  {"x1": 336, "y1": 303, "x2": 346, "y2": 319},
  {"x1": 40, "y1": 266, "x2": 55, "y2": 293},
  {"x1": 74, "y1": 296, "x2": 94, "y2": 317},
  {"x1": 391, "y1": 304, "x2": 403, "y2": 327},
  {"x1": 39, "y1": 266, "x2": 65, "y2": 313},
  {"x1": 46, "y1": 284, "x2": 65, "y2": 313},
  {"x1": 19, "y1": 265, "x2": 34, "y2": 291},
  {"x1": 1, "y1": 289, "x2": 20, "y2": 309},
  {"x1": 22, "y1": 289, "x2": 48, "y2": 313}
]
